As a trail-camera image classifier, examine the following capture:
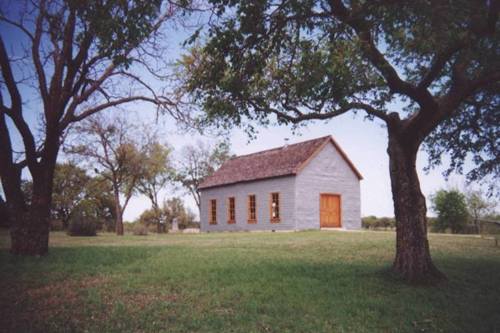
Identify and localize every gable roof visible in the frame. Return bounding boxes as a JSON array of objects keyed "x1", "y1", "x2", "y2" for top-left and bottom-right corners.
[{"x1": 199, "y1": 135, "x2": 363, "y2": 190}]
